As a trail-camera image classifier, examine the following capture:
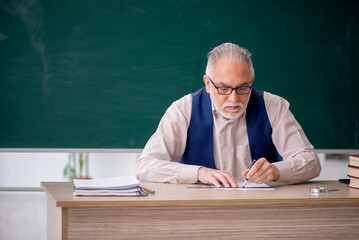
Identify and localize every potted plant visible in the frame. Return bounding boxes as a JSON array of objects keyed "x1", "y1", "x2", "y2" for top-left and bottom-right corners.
[{"x1": 63, "y1": 152, "x2": 90, "y2": 180}]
